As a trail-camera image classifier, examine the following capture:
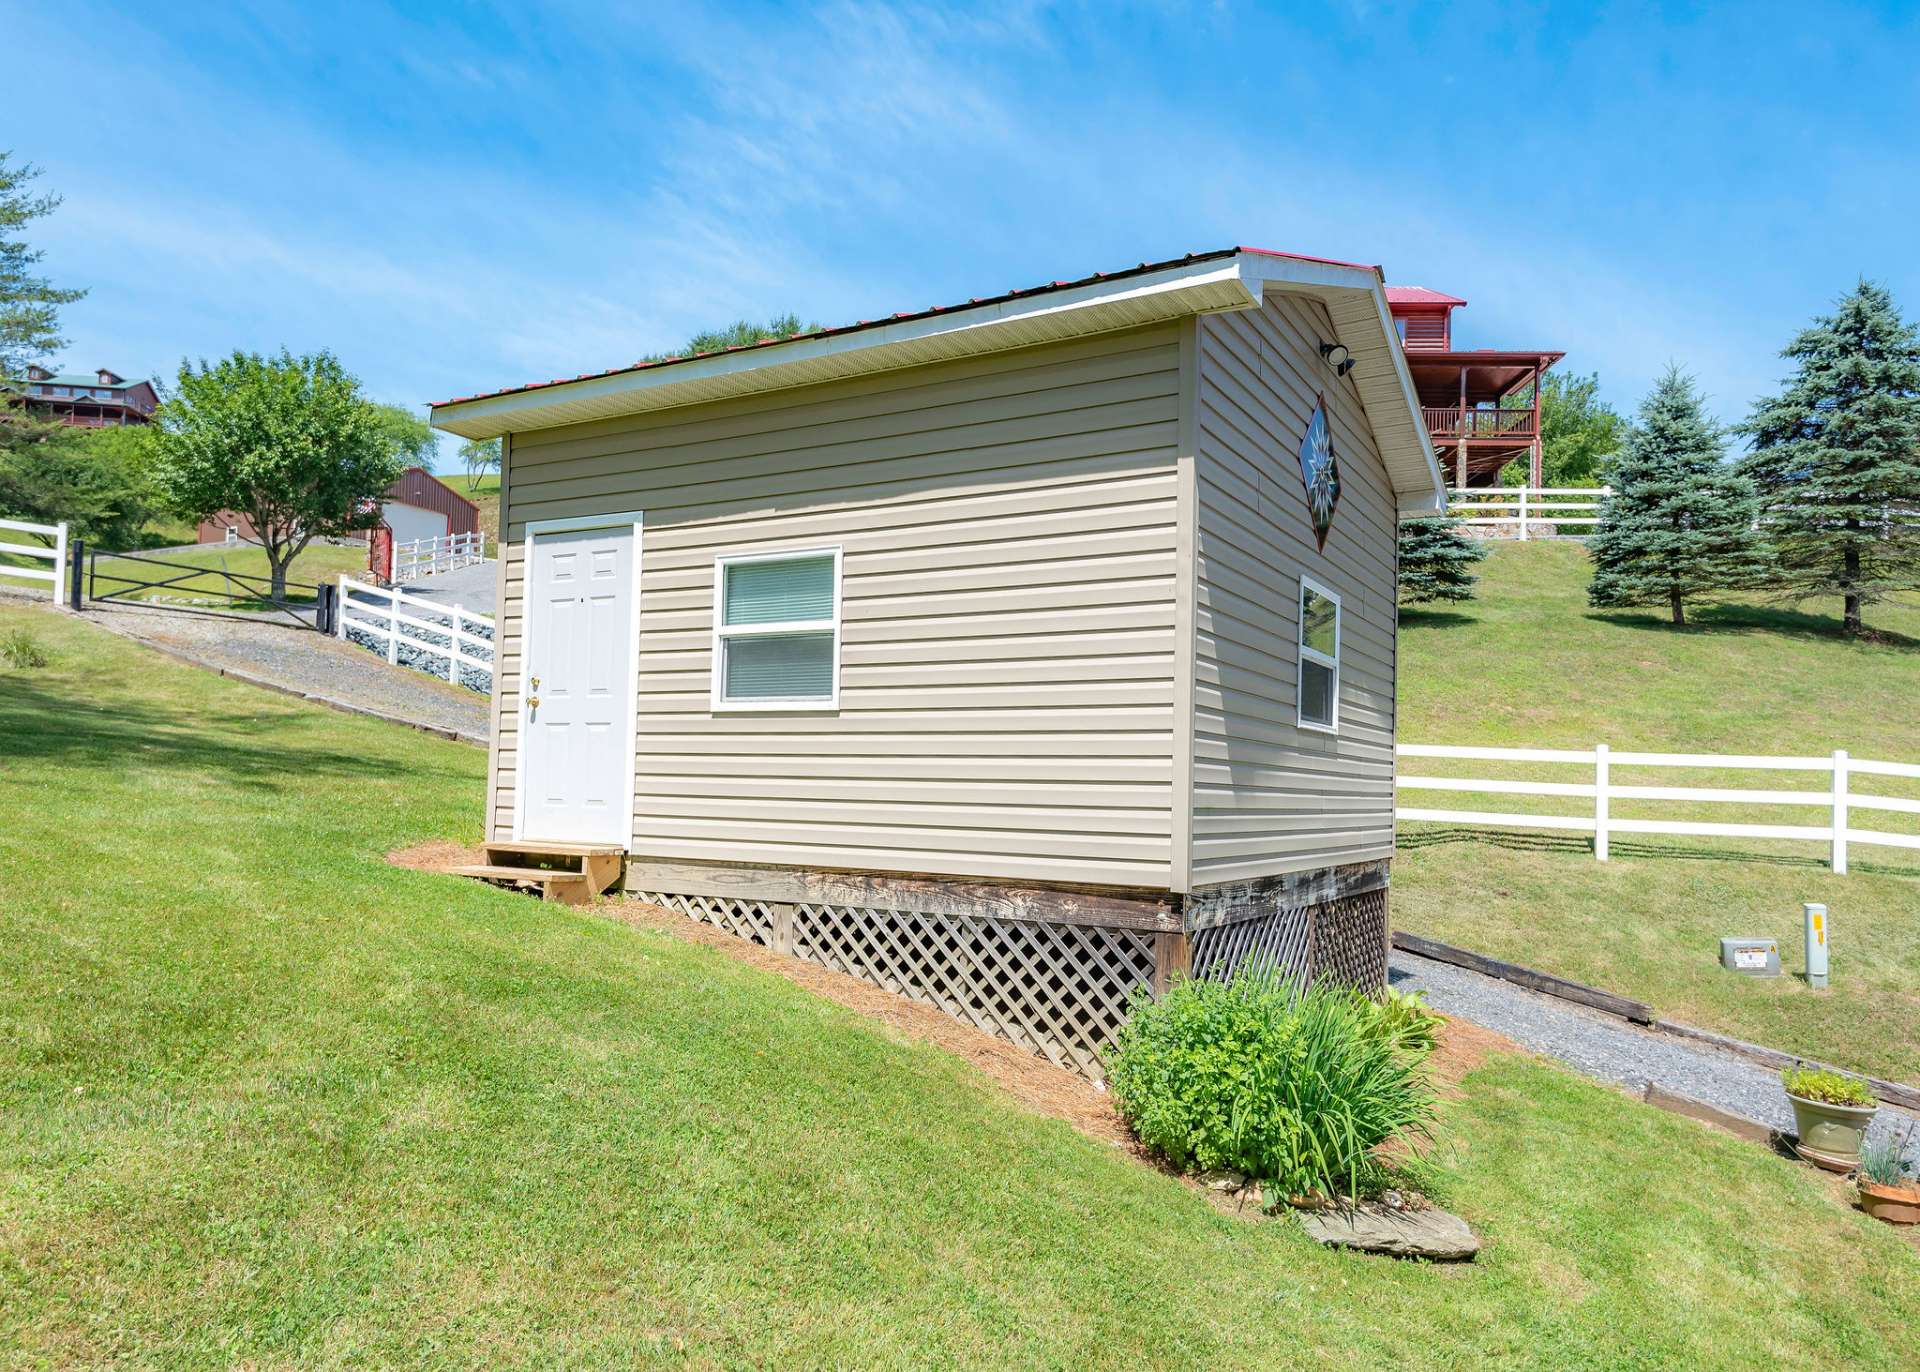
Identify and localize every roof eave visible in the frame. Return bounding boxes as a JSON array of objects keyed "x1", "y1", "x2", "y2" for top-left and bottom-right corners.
[{"x1": 431, "y1": 256, "x2": 1259, "y2": 441}]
